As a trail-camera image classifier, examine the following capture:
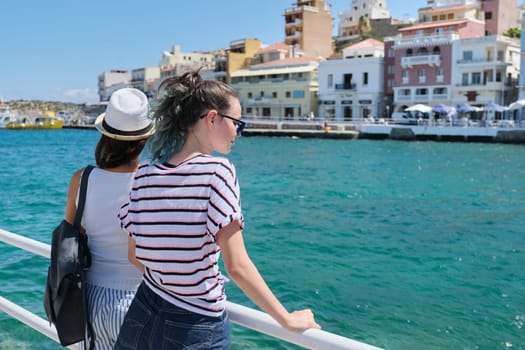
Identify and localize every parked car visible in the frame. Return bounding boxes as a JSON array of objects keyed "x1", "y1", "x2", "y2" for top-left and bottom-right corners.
[{"x1": 391, "y1": 112, "x2": 417, "y2": 125}]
